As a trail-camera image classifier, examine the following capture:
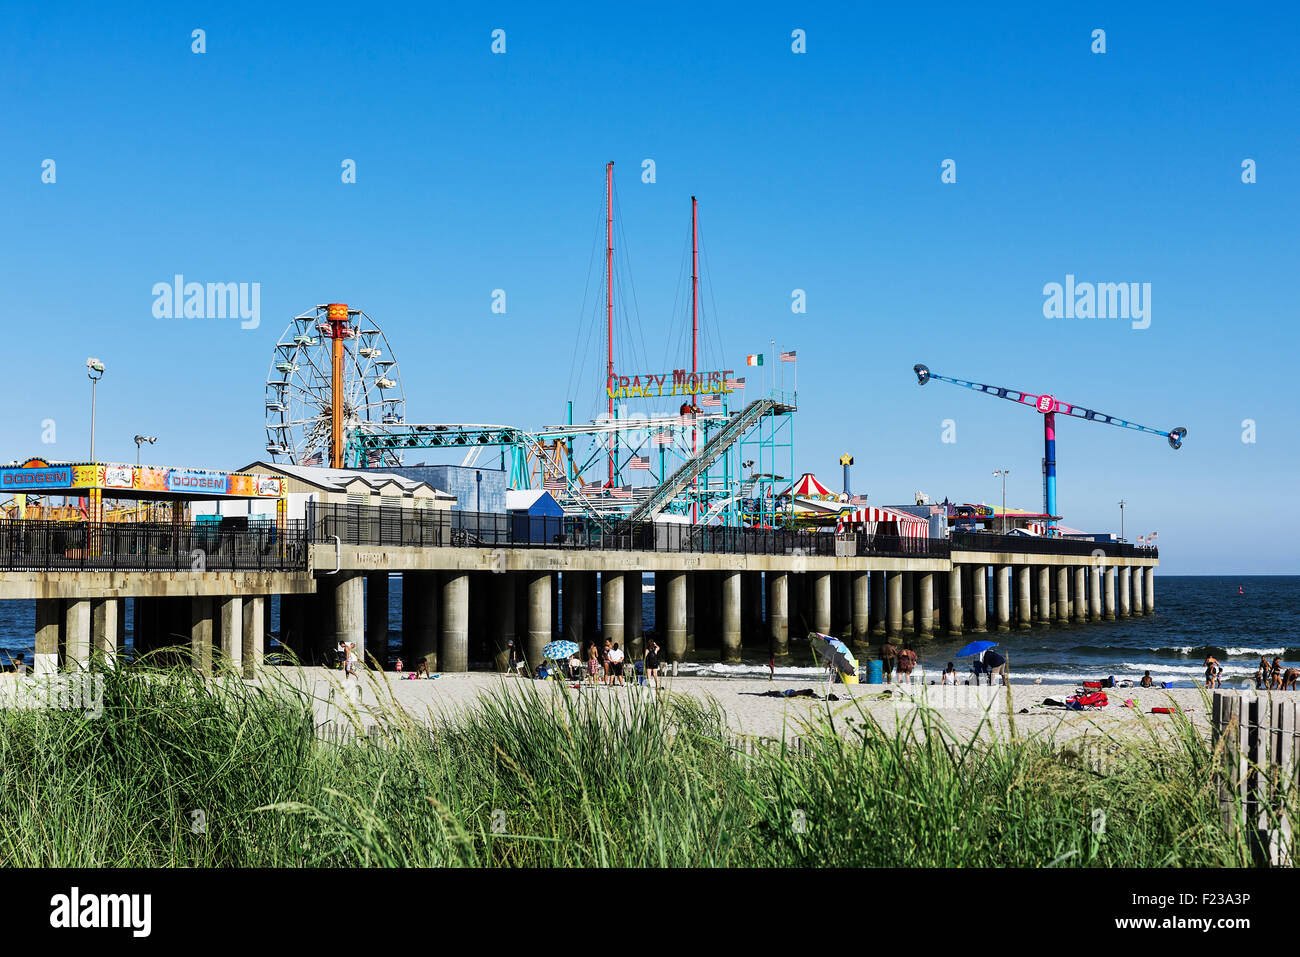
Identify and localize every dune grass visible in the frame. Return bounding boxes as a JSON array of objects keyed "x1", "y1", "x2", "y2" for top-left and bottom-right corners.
[{"x1": 0, "y1": 662, "x2": 1263, "y2": 867}]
